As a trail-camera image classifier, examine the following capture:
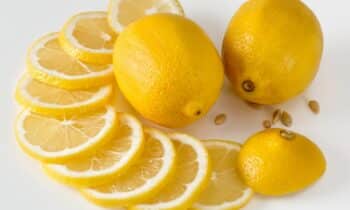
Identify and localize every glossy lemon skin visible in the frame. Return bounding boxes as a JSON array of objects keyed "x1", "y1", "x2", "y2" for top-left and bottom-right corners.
[
  {"x1": 237, "y1": 128, "x2": 326, "y2": 196},
  {"x1": 113, "y1": 14, "x2": 224, "y2": 128},
  {"x1": 223, "y1": 0, "x2": 323, "y2": 104}
]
